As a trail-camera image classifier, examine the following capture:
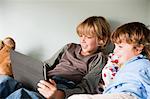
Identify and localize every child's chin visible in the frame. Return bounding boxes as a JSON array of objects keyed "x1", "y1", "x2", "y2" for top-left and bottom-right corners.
[{"x1": 118, "y1": 60, "x2": 123, "y2": 64}]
